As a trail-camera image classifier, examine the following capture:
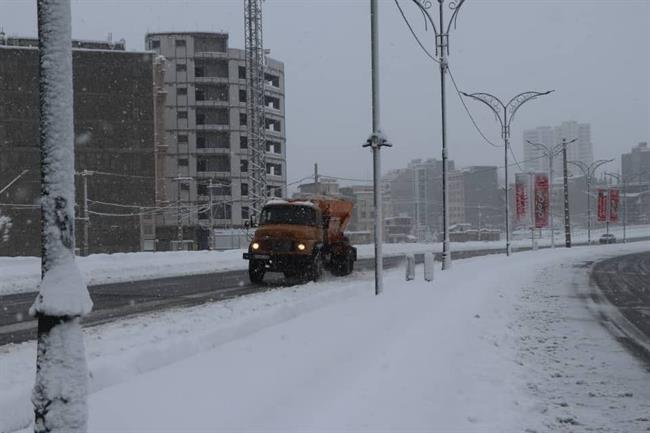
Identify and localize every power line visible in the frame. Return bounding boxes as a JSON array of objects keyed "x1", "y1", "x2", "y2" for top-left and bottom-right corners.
[
  {"x1": 394, "y1": 0, "x2": 440, "y2": 64},
  {"x1": 447, "y1": 67, "x2": 501, "y2": 149}
]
